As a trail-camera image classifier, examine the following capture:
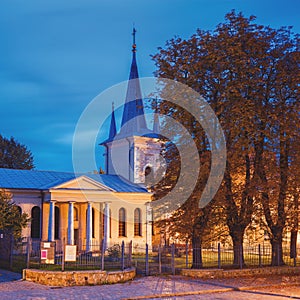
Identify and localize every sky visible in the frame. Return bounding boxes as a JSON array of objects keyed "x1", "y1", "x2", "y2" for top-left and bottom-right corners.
[{"x1": 0, "y1": 0, "x2": 299, "y2": 173}]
